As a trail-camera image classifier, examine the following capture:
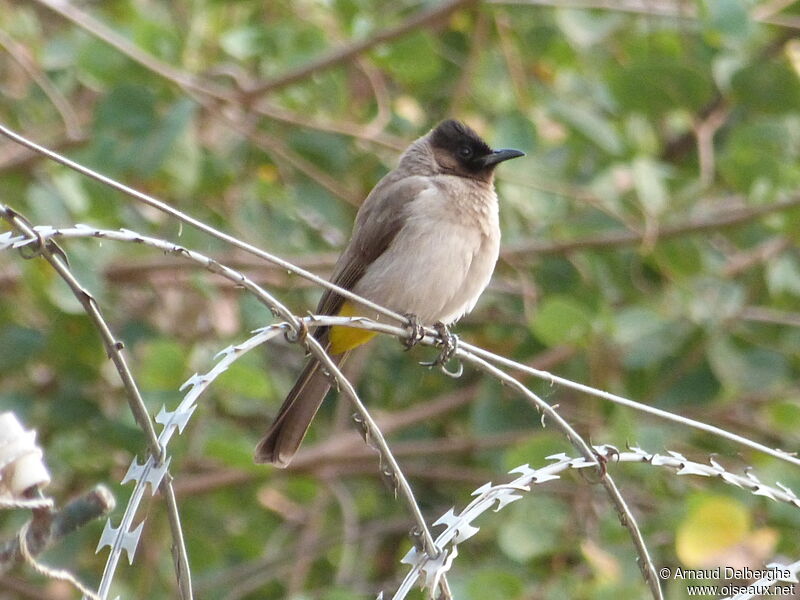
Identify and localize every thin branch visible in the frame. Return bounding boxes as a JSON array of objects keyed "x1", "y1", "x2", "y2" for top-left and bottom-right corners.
[
  {"x1": 490, "y1": 0, "x2": 800, "y2": 29},
  {"x1": 324, "y1": 479, "x2": 361, "y2": 587},
  {"x1": 0, "y1": 211, "x2": 194, "y2": 600},
  {"x1": 174, "y1": 432, "x2": 529, "y2": 497},
  {"x1": 31, "y1": 0, "x2": 407, "y2": 153},
  {"x1": 204, "y1": 101, "x2": 363, "y2": 205},
  {"x1": 288, "y1": 493, "x2": 329, "y2": 595},
  {"x1": 458, "y1": 350, "x2": 662, "y2": 600},
  {"x1": 448, "y1": 8, "x2": 489, "y2": 115},
  {"x1": 0, "y1": 223, "x2": 455, "y2": 596},
  {"x1": 722, "y1": 236, "x2": 792, "y2": 277},
  {"x1": 252, "y1": 101, "x2": 405, "y2": 150},
  {"x1": 32, "y1": 0, "x2": 234, "y2": 102},
  {"x1": 493, "y1": 8, "x2": 531, "y2": 108},
  {"x1": 0, "y1": 124, "x2": 407, "y2": 327},
  {"x1": 161, "y1": 475, "x2": 192, "y2": 600},
  {"x1": 301, "y1": 333, "x2": 454, "y2": 599},
  {"x1": 0, "y1": 132, "x2": 88, "y2": 173},
  {"x1": 695, "y1": 103, "x2": 730, "y2": 188},
  {"x1": 459, "y1": 339, "x2": 800, "y2": 468},
  {"x1": 244, "y1": 0, "x2": 480, "y2": 98},
  {"x1": 487, "y1": 0, "x2": 686, "y2": 16},
  {"x1": 0, "y1": 209, "x2": 162, "y2": 459},
  {"x1": 7, "y1": 223, "x2": 800, "y2": 474},
  {"x1": 0, "y1": 30, "x2": 82, "y2": 139},
  {"x1": 739, "y1": 306, "x2": 800, "y2": 328},
  {"x1": 0, "y1": 486, "x2": 115, "y2": 574},
  {"x1": 503, "y1": 195, "x2": 800, "y2": 256}
]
